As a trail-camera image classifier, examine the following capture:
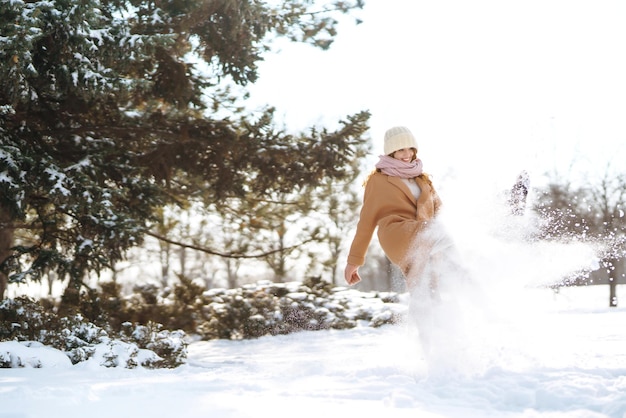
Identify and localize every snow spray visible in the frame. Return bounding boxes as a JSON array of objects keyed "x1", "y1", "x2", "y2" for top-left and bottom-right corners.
[{"x1": 401, "y1": 171, "x2": 599, "y2": 380}]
